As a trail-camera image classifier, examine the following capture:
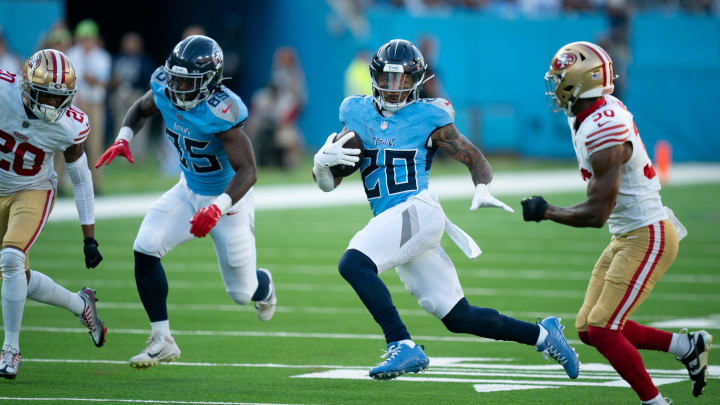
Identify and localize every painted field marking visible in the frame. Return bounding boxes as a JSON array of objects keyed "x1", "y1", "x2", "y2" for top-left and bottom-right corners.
[
  {"x1": 0, "y1": 397, "x2": 312, "y2": 405},
  {"x1": 291, "y1": 357, "x2": 720, "y2": 394},
  {"x1": 48, "y1": 164, "x2": 720, "y2": 222}
]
